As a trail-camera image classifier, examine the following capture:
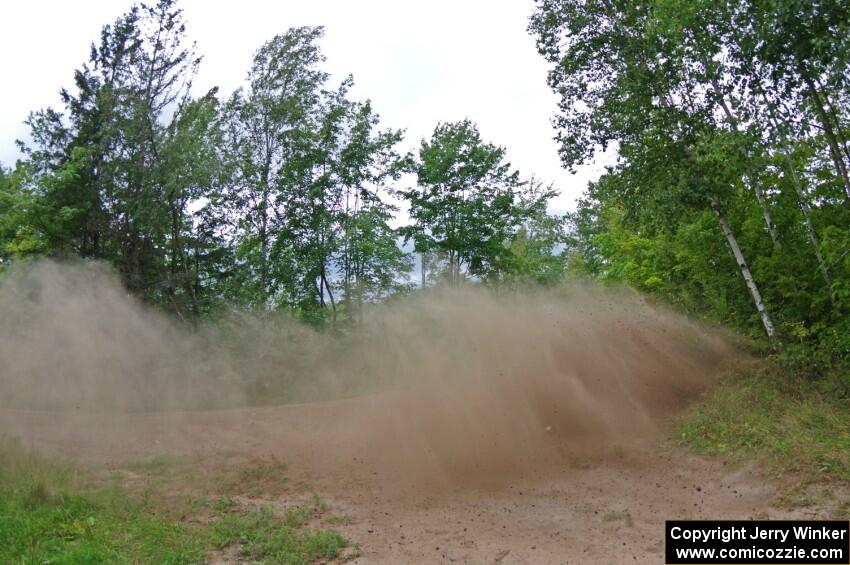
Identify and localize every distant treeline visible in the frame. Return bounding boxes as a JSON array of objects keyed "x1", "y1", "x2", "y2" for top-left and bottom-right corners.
[
  {"x1": 531, "y1": 0, "x2": 850, "y2": 366},
  {"x1": 0, "y1": 0, "x2": 566, "y2": 324},
  {"x1": 4, "y1": 0, "x2": 848, "y2": 365}
]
